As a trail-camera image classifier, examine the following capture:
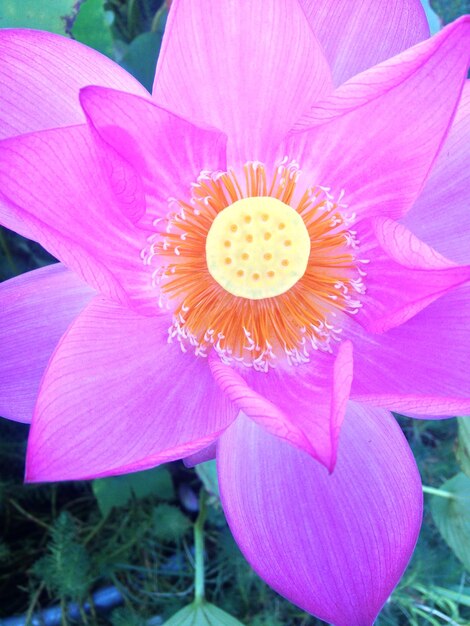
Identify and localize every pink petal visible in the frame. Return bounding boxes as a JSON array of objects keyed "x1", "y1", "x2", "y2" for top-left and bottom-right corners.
[
  {"x1": 0, "y1": 264, "x2": 93, "y2": 424},
  {"x1": 217, "y1": 406, "x2": 422, "y2": 626},
  {"x1": 357, "y1": 217, "x2": 470, "y2": 333},
  {"x1": 0, "y1": 124, "x2": 157, "y2": 312},
  {"x1": 0, "y1": 29, "x2": 148, "y2": 140},
  {"x1": 80, "y1": 86, "x2": 227, "y2": 225},
  {"x1": 402, "y1": 81, "x2": 470, "y2": 264},
  {"x1": 183, "y1": 442, "x2": 217, "y2": 468},
  {"x1": 26, "y1": 298, "x2": 237, "y2": 482},
  {"x1": 285, "y1": 18, "x2": 470, "y2": 220},
  {"x1": 209, "y1": 341, "x2": 353, "y2": 471},
  {"x1": 152, "y1": 0, "x2": 332, "y2": 163},
  {"x1": 299, "y1": 0, "x2": 429, "y2": 85},
  {"x1": 350, "y1": 284, "x2": 470, "y2": 415}
]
